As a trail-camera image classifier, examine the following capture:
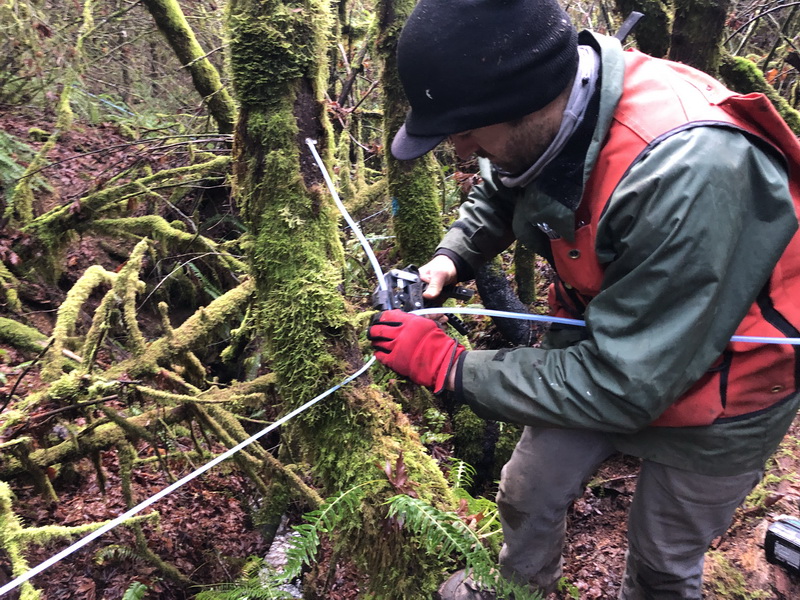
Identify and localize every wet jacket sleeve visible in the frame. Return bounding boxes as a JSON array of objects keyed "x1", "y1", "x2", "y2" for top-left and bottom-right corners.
[{"x1": 456, "y1": 127, "x2": 797, "y2": 433}]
